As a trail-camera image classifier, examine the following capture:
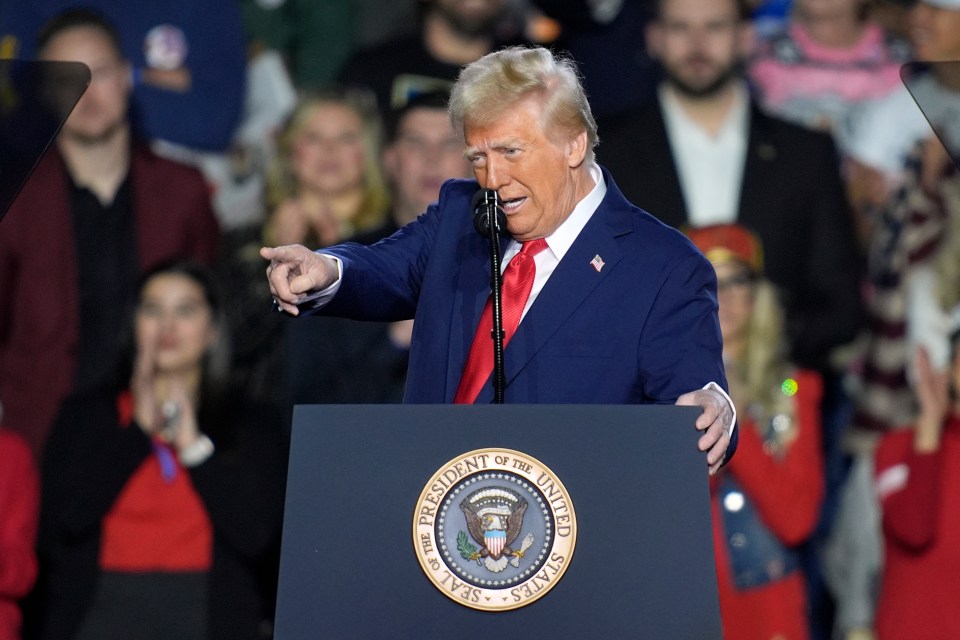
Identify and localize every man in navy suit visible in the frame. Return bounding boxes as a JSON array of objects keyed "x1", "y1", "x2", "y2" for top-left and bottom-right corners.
[{"x1": 262, "y1": 46, "x2": 737, "y2": 472}]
